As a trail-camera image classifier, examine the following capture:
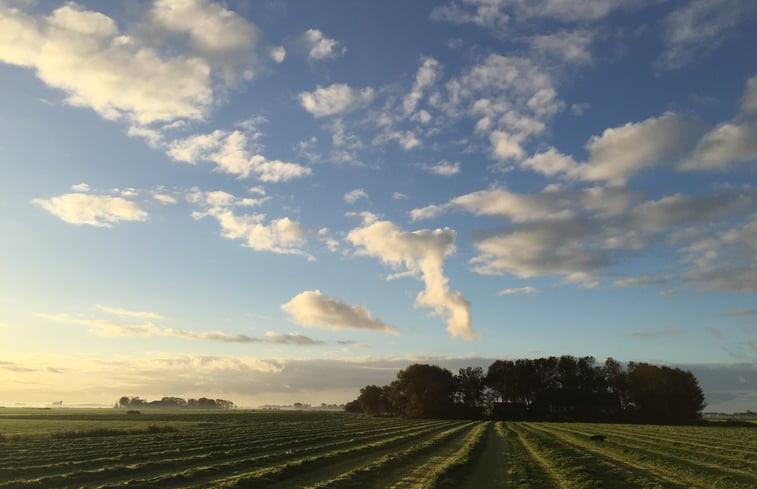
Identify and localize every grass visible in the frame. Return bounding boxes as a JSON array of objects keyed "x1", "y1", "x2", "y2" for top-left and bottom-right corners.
[{"x1": 0, "y1": 409, "x2": 755, "y2": 488}]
